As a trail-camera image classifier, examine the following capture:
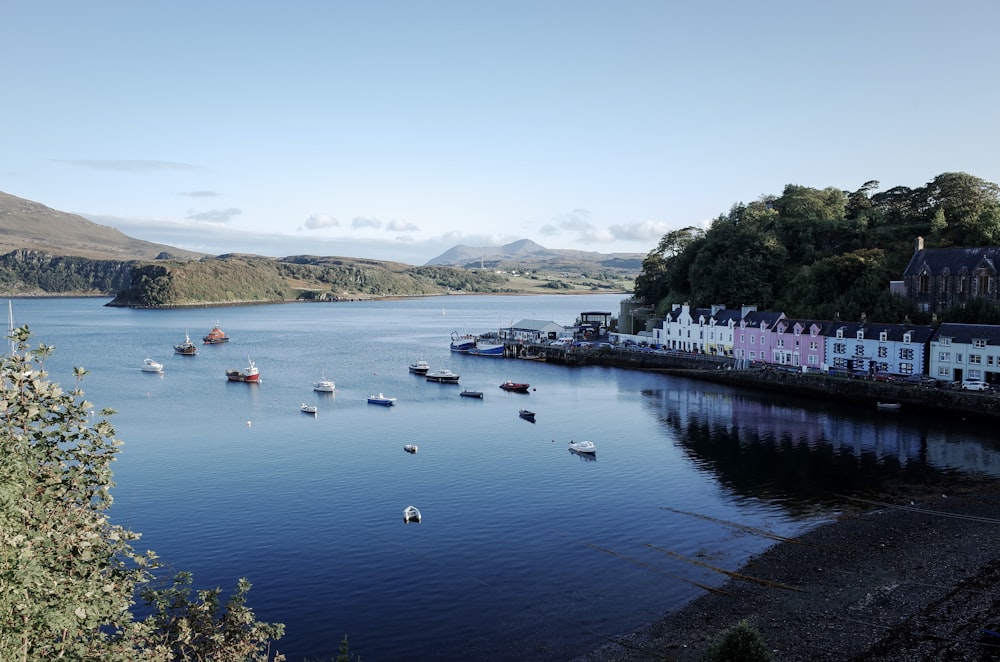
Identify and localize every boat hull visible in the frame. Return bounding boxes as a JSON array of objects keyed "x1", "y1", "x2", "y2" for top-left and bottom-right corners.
[
  {"x1": 460, "y1": 390, "x2": 484, "y2": 398},
  {"x1": 468, "y1": 344, "x2": 504, "y2": 357},
  {"x1": 227, "y1": 371, "x2": 260, "y2": 383},
  {"x1": 500, "y1": 382, "x2": 530, "y2": 393}
]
